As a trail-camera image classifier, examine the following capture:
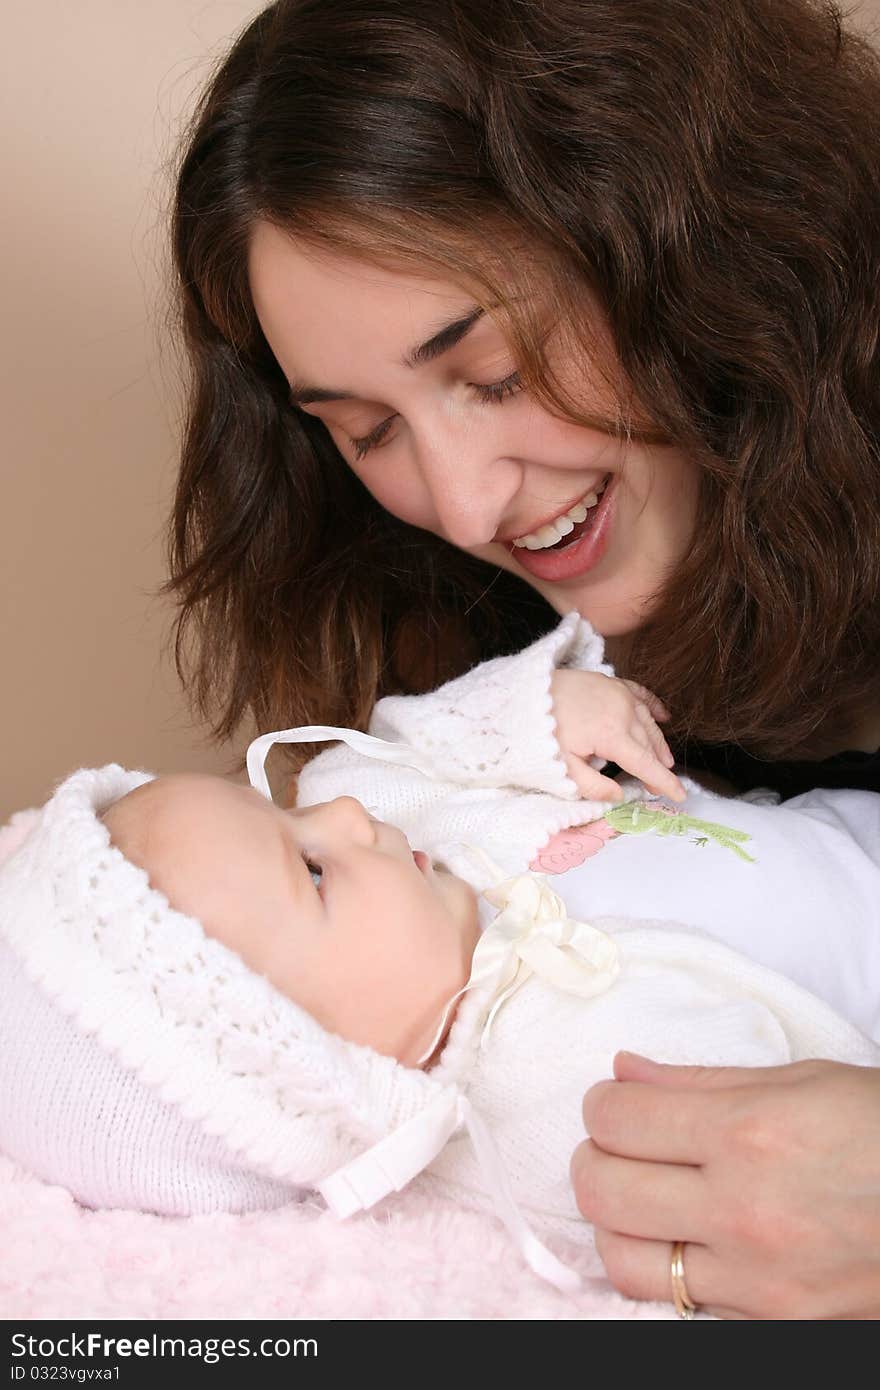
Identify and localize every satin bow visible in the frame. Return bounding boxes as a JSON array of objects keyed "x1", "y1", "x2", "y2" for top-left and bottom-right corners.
[{"x1": 418, "y1": 847, "x2": 620, "y2": 1064}]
